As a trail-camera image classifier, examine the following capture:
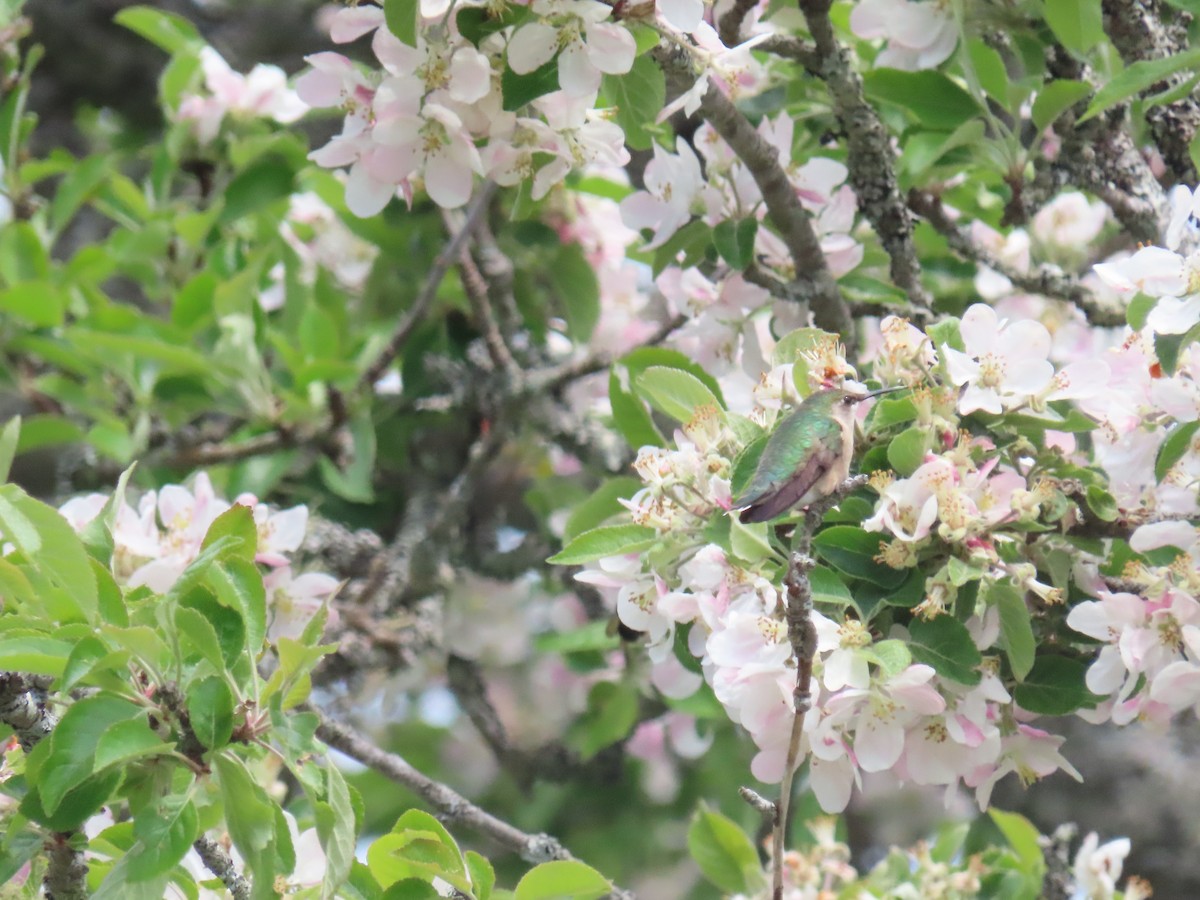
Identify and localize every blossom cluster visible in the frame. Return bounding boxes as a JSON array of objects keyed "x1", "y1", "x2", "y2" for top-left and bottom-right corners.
[
  {"x1": 297, "y1": 2, "x2": 638, "y2": 215},
  {"x1": 177, "y1": 46, "x2": 307, "y2": 143},
  {"x1": 58, "y1": 473, "x2": 338, "y2": 642},
  {"x1": 259, "y1": 188, "x2": 380, "y2": 312},
  {"x1": 570, "y1": 259, "x2": 1200, "y2": 815}
]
